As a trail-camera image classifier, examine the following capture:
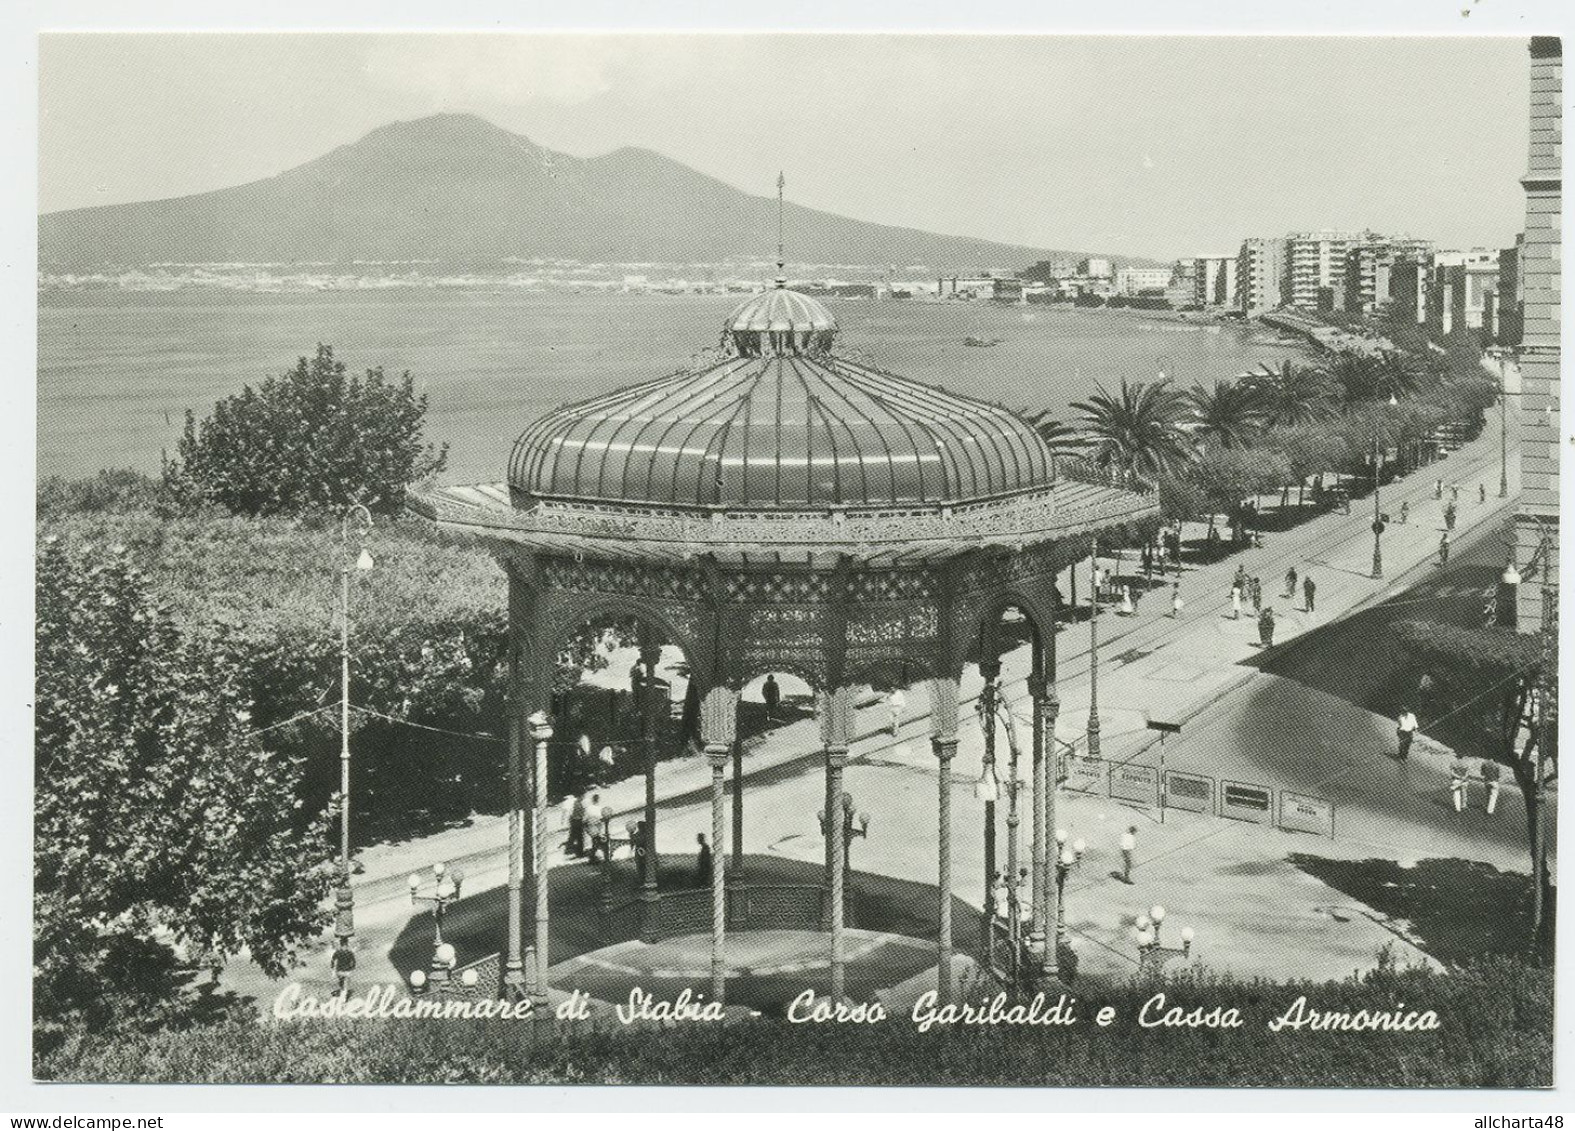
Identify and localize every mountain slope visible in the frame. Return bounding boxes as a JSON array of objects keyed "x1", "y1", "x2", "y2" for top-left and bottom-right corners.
[{"x1": 40, "y1": 113, "x2": 1139, "y2": 272}]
